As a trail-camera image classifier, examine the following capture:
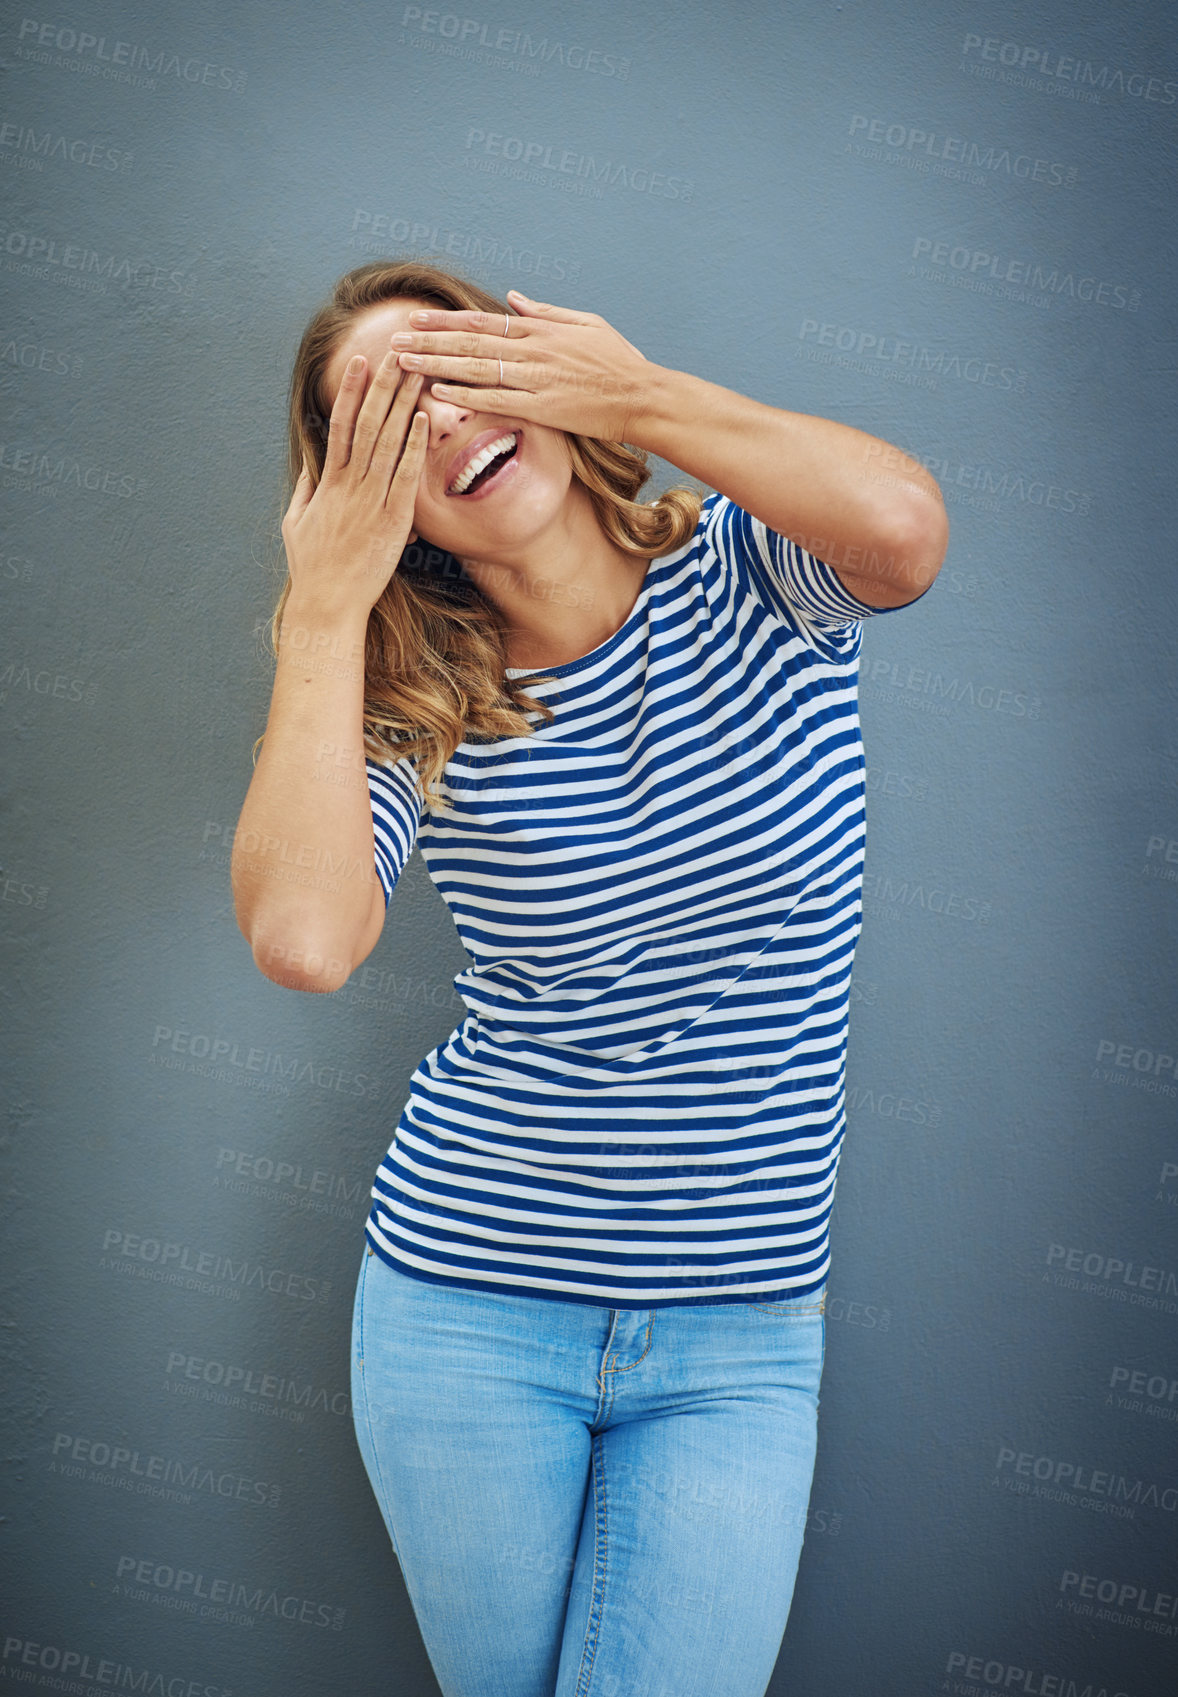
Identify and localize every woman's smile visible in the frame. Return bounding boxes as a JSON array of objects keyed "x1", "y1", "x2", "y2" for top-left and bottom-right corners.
[{"x1": 444, "y1": 427, "x2": 523, "y2": 500}]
